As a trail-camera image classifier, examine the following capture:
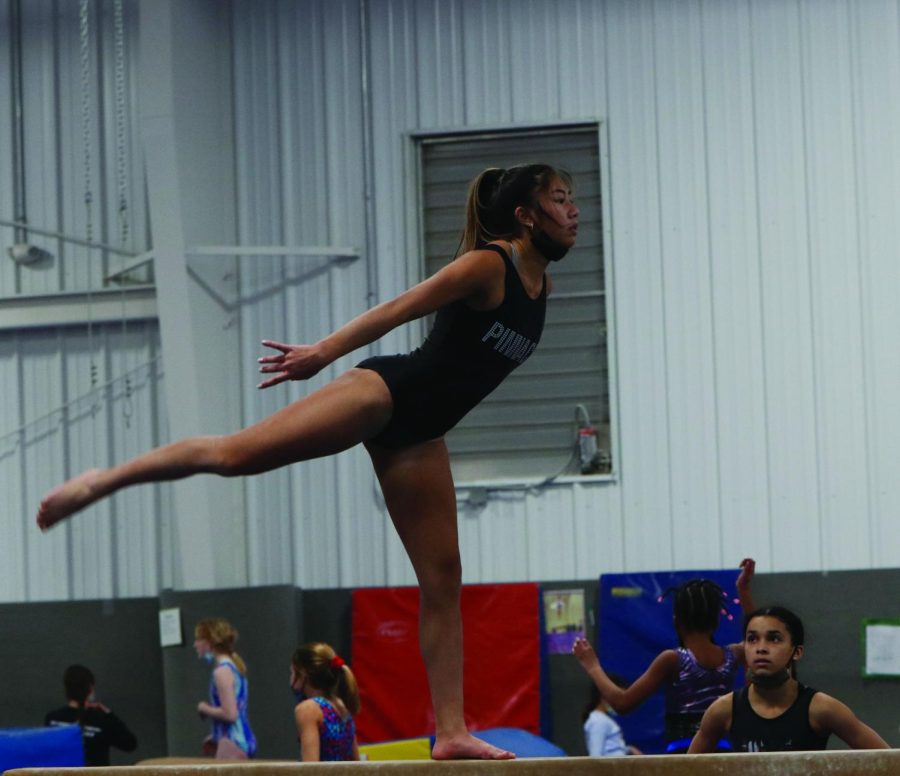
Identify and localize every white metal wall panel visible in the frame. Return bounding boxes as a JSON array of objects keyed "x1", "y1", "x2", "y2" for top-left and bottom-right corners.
[
  {"x1": 800, "y1": 0, "x2": 871, "y2": 569},
  {"x1": 749, "y1": 0, "x2": 821, "y2": 570},
  {"x1": 699, "y1": 0, "x2": 770, "y2": 568},
  {"x1": 851, "y1": 0, "x2": 900, "y2": 567},
  {"x1": 226, "y1": 0, "x2": 900, "y2": 590},
  {"x1": 11, "y1": 0, "x2": 897, "y2": 601},
  {"x1": 233, "y1": 0, "x2": 393, "y2": 589},
  {"x1": 0, "y1": 321, "x2": 168, "y2": 602},
  {"x1": 603, "y1": 0, "x2": 673, "y2": 572}
]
